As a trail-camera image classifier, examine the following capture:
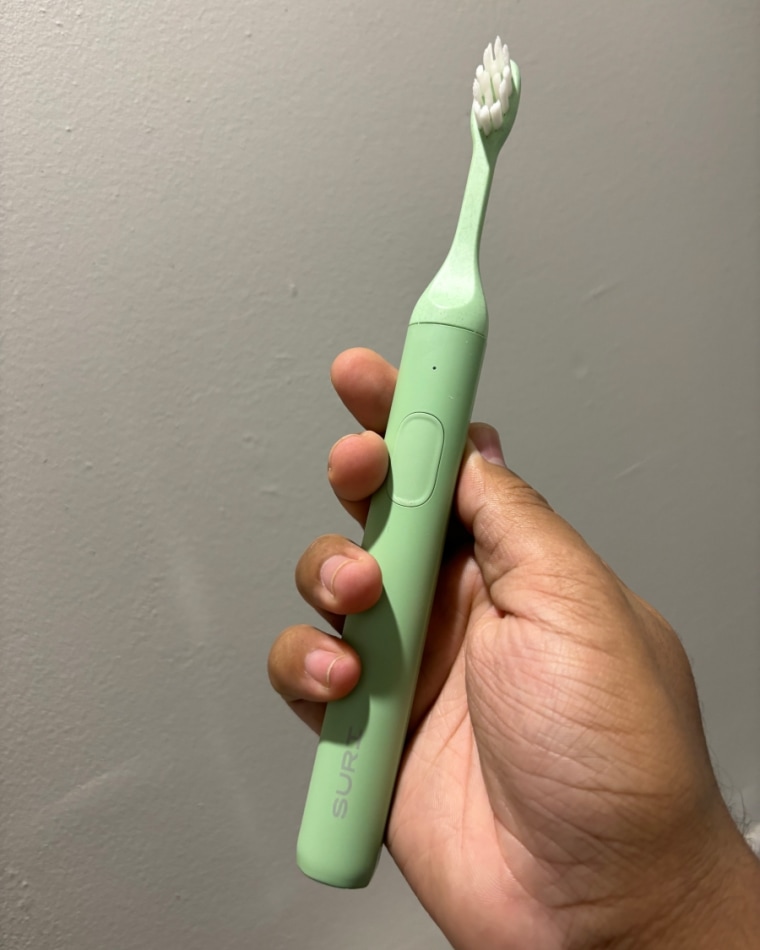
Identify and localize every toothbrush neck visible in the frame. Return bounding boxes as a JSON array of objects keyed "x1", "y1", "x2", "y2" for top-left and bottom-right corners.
[{"x1": 445, "y1": 141, "x2": 495, "y2": 273}]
